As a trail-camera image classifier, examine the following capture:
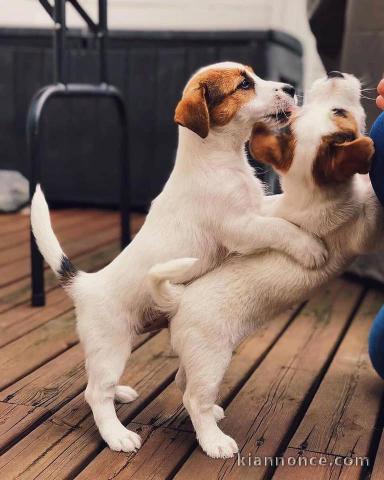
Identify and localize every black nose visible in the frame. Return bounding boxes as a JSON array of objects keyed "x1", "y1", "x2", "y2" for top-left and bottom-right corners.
[
  {"x1": 327, "y1": 70, "x2": 344, "y2": 79},
  {"x1": 282, "y1": 84, "x2": 295, "y2": 98}
]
